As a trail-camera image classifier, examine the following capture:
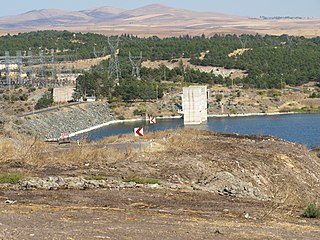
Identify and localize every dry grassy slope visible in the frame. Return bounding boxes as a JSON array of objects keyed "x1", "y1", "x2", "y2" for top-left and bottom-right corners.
[
  {"x1": 89, "y1": 129, "x2": 319, "y2": 205},
  {"x1": 1, "y1": 129, "x2": 319, "y2": 207}
]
